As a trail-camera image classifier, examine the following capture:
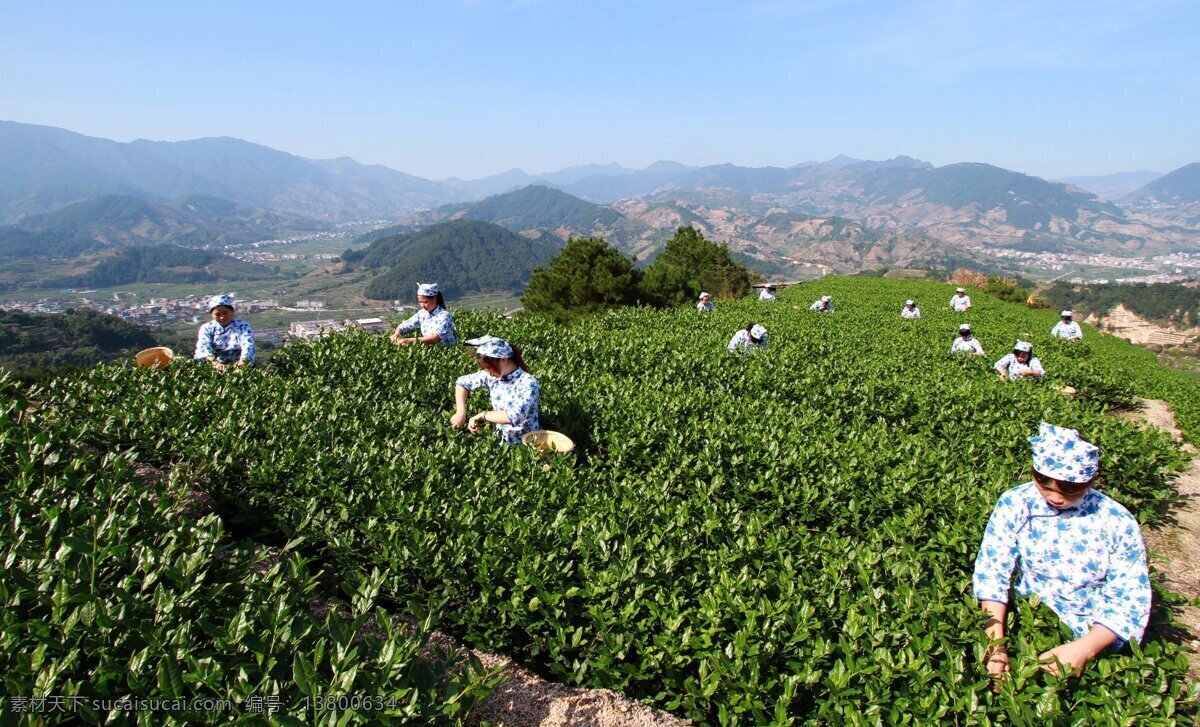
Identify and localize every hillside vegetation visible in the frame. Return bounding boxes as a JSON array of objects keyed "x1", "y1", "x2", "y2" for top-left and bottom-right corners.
[
  {"x1": 41, "y1": 244, "x2": 270, "y2": 289},
  {"x1": 0, "y1": 194, "x2": 326, "y2": 261},
  {"x1": 13, "y1": 277, "x2": 1200, "y2": 722},
  {"x1": 1044, "y1": 282, "x2": 1200, "y2": 327},
  {"x1": 0, "y1": 309, "x2": 190, "y2": 383},
  {"x1": 342, "y1": 219, "x2": 555, "y2": 300}
]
